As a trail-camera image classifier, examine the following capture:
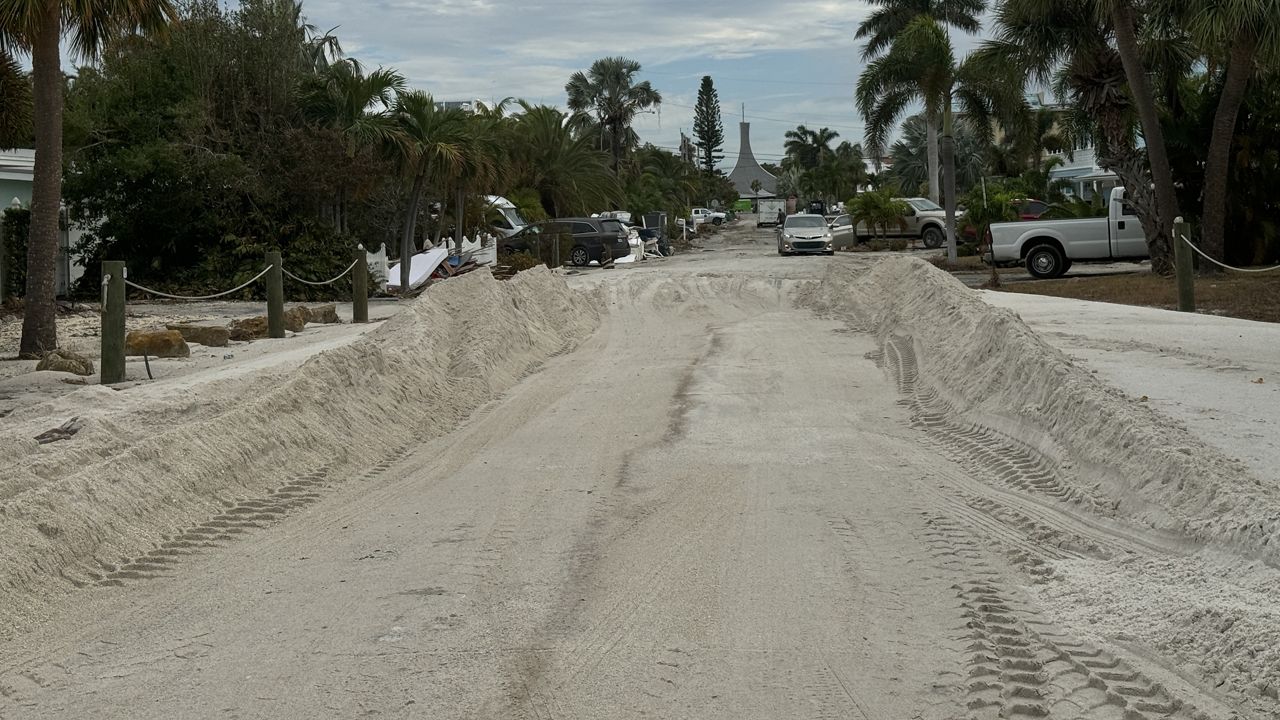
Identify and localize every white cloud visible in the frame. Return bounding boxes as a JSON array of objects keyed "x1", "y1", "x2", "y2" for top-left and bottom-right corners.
[{"x1": 301, "y1": 0, "x2": 992, "y2": 163}]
